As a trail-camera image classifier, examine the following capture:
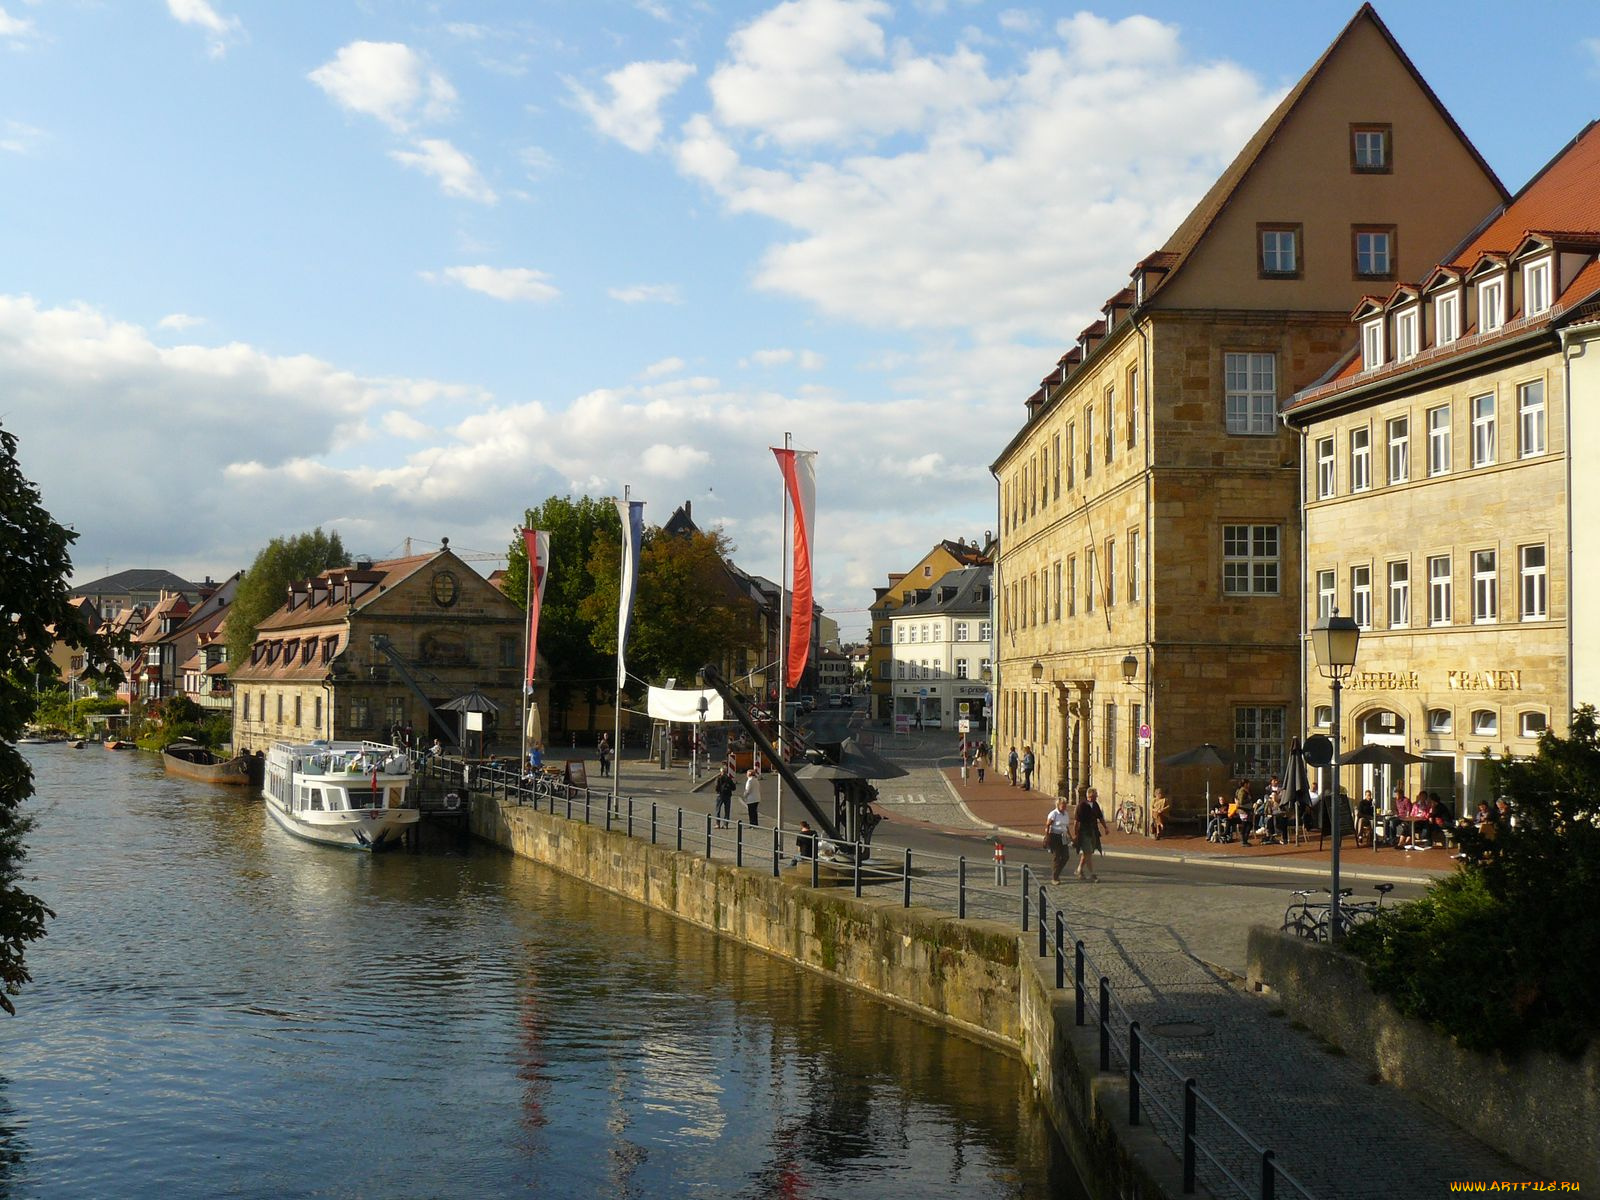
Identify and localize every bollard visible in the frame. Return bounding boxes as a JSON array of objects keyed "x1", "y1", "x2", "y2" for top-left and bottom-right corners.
[
  {"x1": 1021, "y1": 864, "x2": 1031, "y2": 931},
  {"x1": 903, "y1": 847, "x2": 912, "y2": 908},
  {"x1": 1055, "y1": 911, "x2": 1066, "y2": 990},
  {"x1": 1099, "y1": 976, "x2": 1111, "y2": 1070},
  {"x1": 1183, "y1": 1080, "x2": 1197, "y2": 1194},
  {"x1": 993, "y1": 839, "x2": 1007, "y2": 886},
  {"x1": 626, "y1": 798, "x2": 633, "y2": 838},
  {"x1": 854, "y1": 847, "x2": 862, "y2": 898},
  {"x1": 676, "y1": 807, "x2": 683, "y2": 852},
  {"x1": 1262, "y1": 1148, "x2": 1276, "y2": 1200},
  {"x1": 736, "y1": 821, "x2": 744, "y2": 867},
  {"x1": 651, "y1": 801, "x2": 658, "y2": 845},
  {"x1": 1074, "y1": 940, "x2": 1086, "y2": 1026},
  {"x1": 1038, "y1": 888, "x2": 1048, "y2": 957},
  {"x1": 1129, "y1": 1023, "x2": 1142, "y2": 1126},
  {"x1": 811, "y1": 847, "x2": 819, "y2": 888},
  {"x1": 566, "y1": 791, "x2": 572, "y2": 820},
  {"x1": 705, "y1": 813, "x2": 712, "y2": 858},
  {"x1": 958, "y1": 856, "x2": 966, "y2": 918},
  {"x1": 773, "y1": 826, "x2": 781, "y2": 877}
]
